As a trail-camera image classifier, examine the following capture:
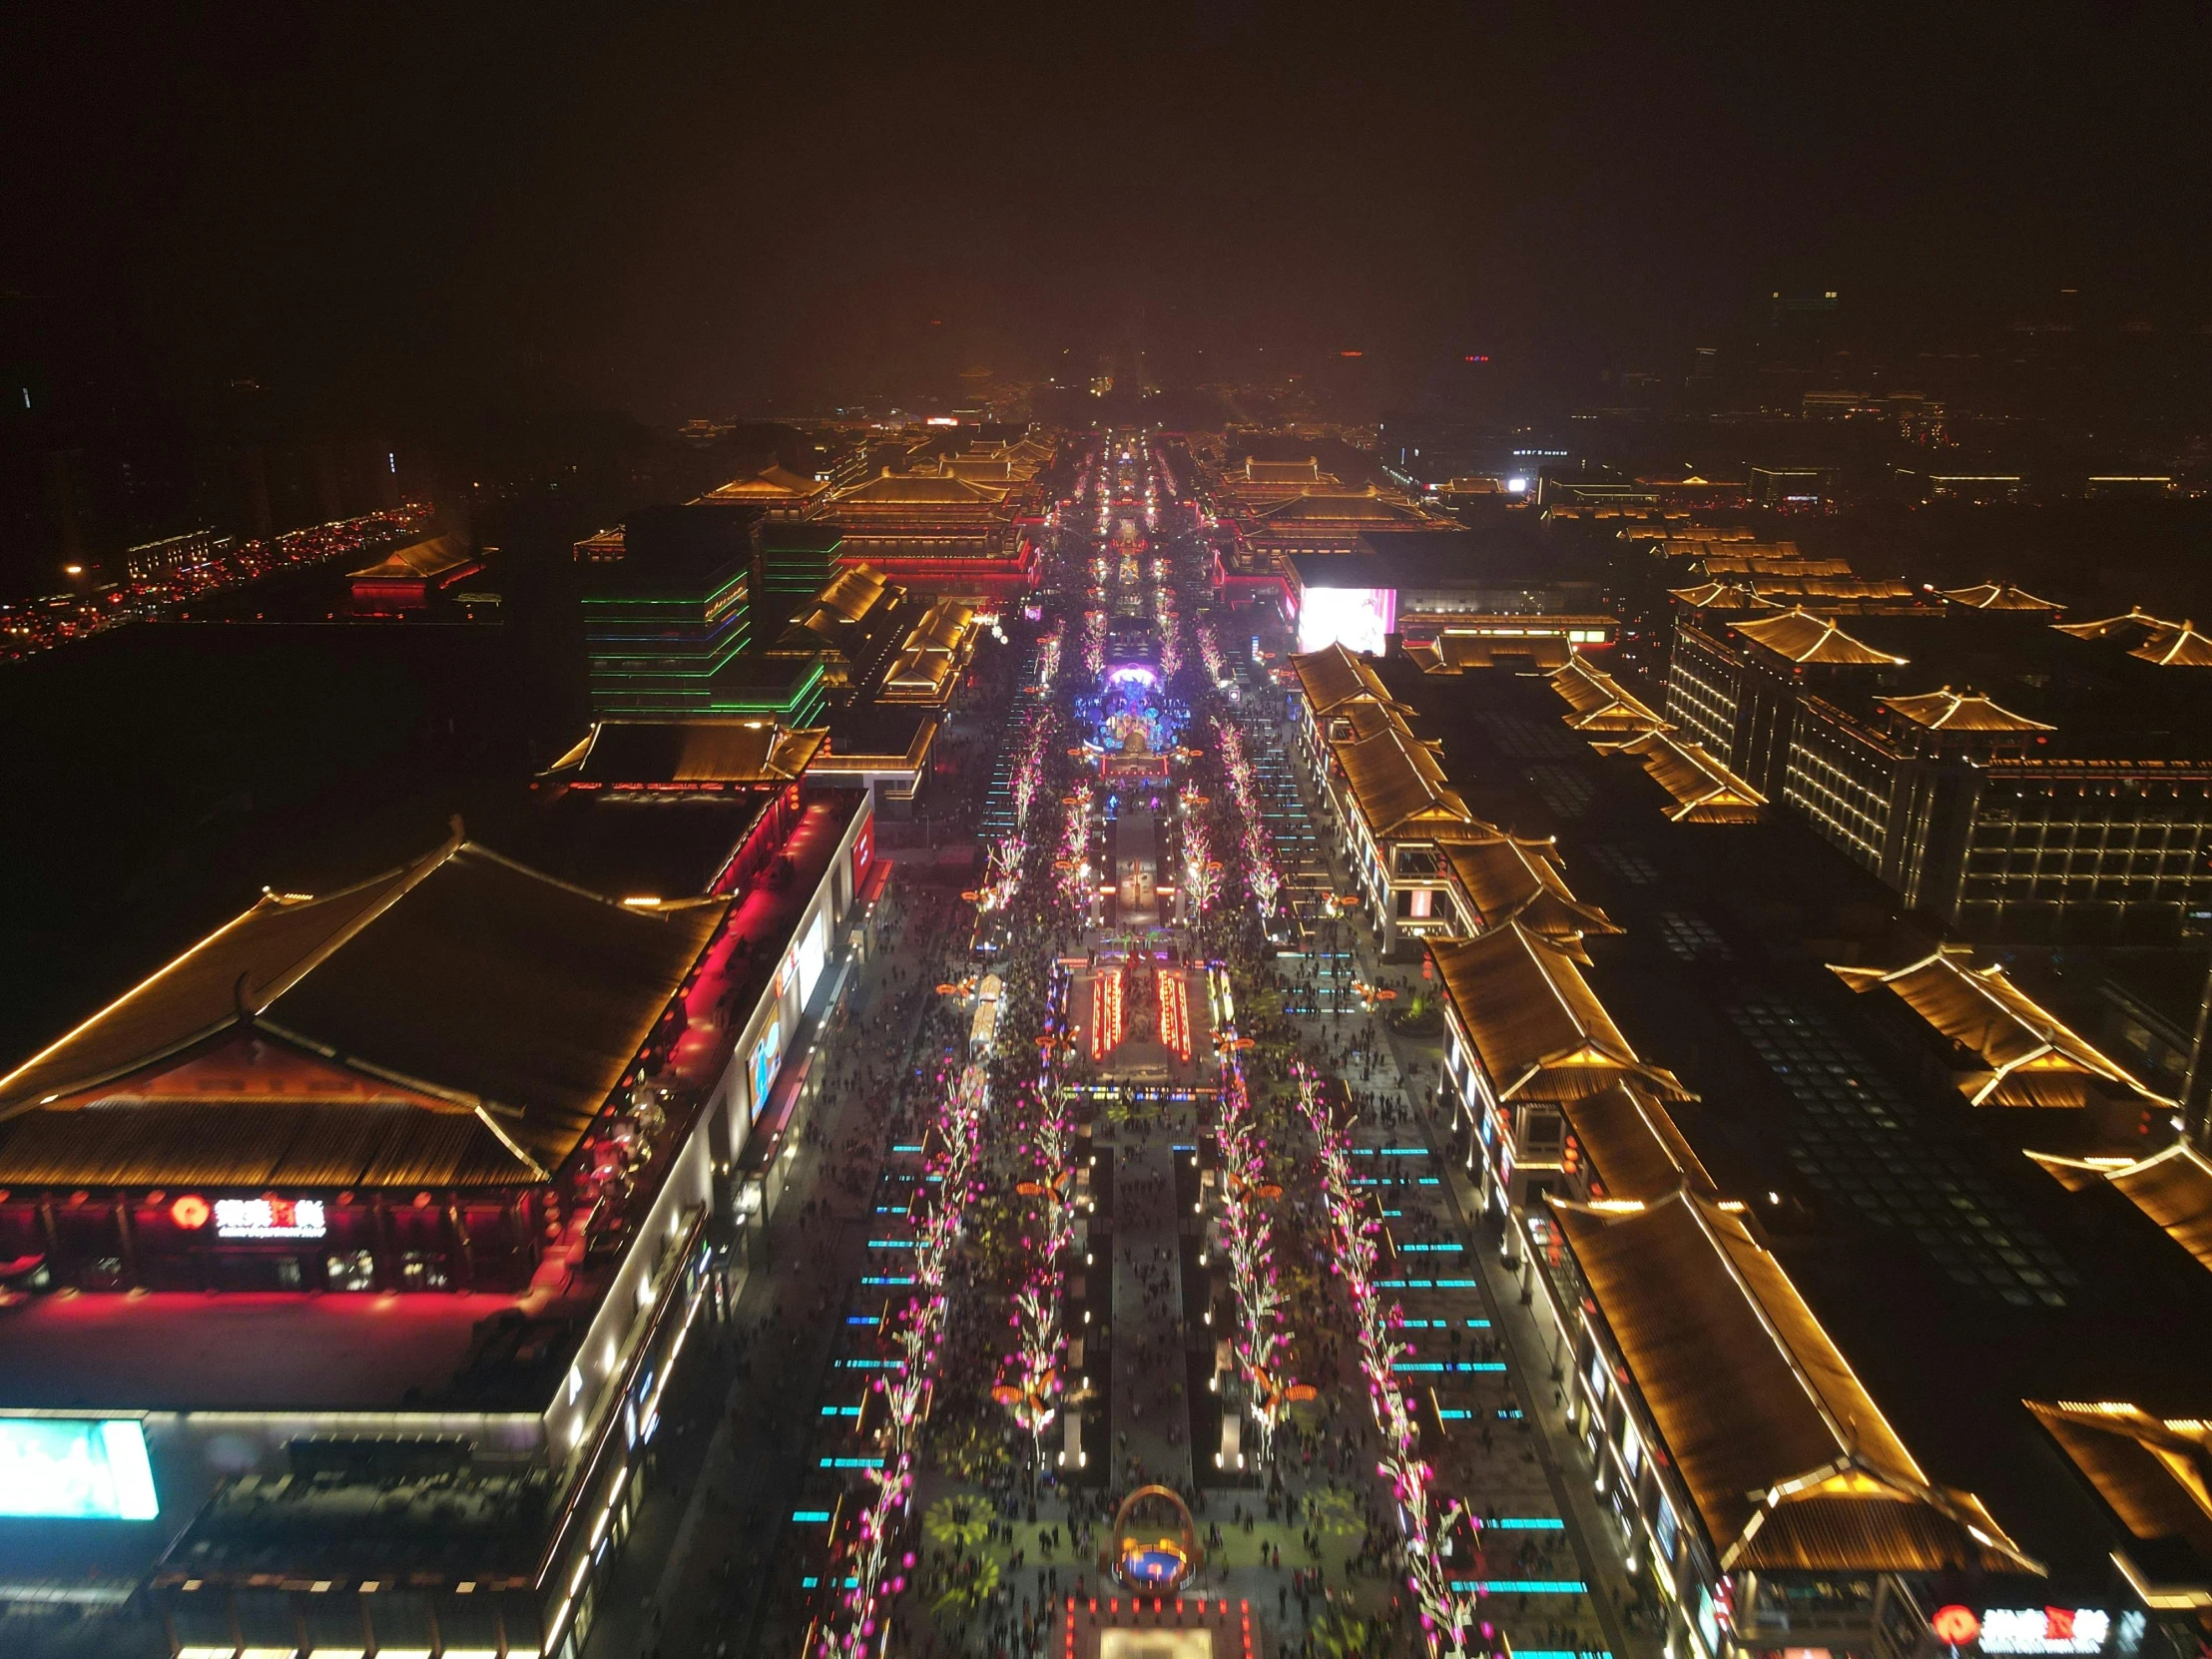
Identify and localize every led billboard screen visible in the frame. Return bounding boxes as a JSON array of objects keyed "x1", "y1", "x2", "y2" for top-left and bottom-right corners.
[
  {"x1": 1296, "y1": 586, "x2": 1396, "y2": 656},
  {"x1": 0, "y1": 1418, "x2": 159, "y2": 1520}
]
